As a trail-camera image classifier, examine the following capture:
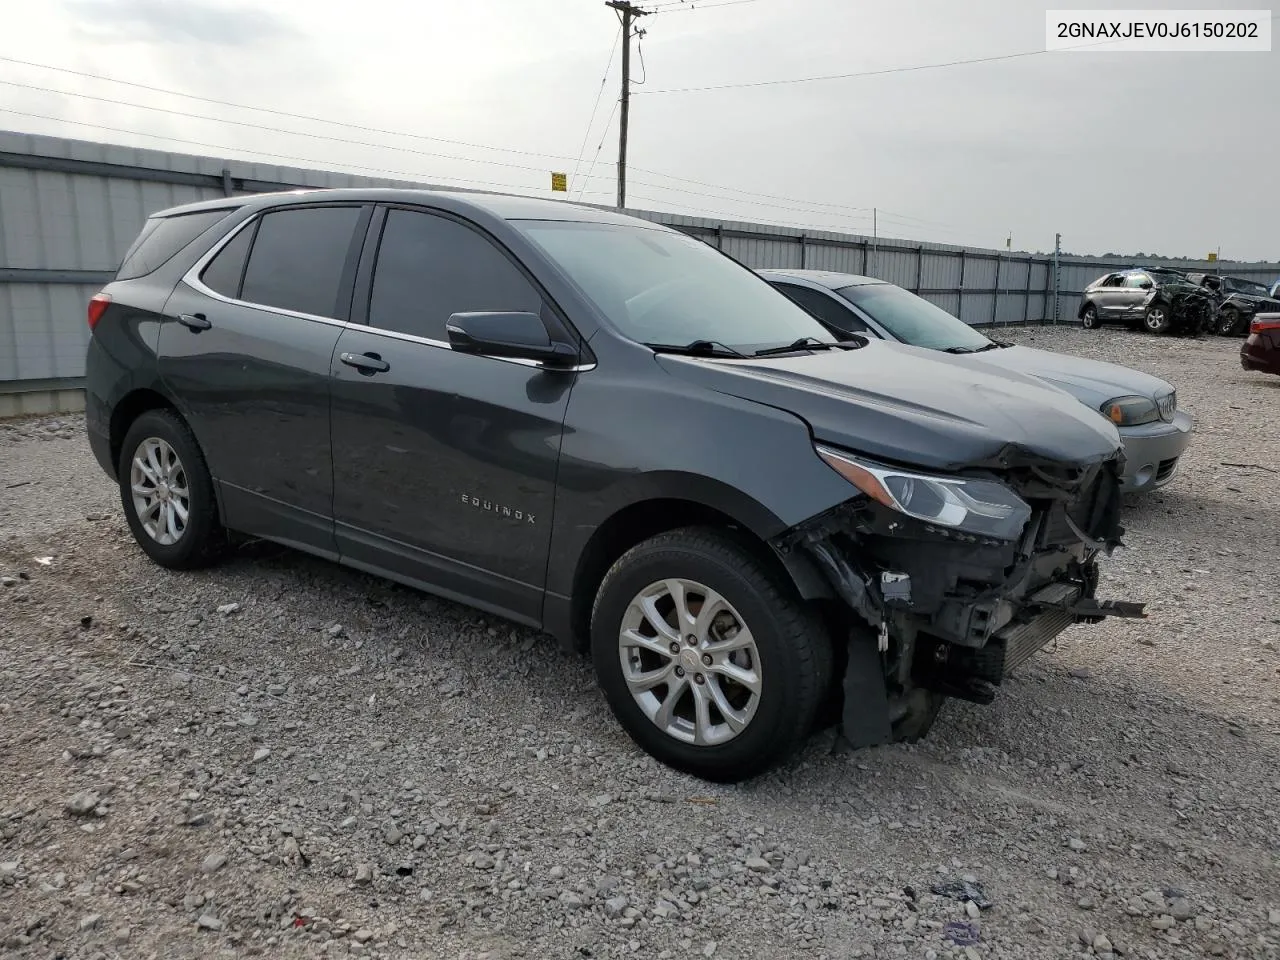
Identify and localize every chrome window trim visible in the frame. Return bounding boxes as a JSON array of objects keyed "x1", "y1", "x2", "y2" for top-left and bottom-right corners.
[{"x1": 182, "y1": 214, "x2": 596, "y2": 373}]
